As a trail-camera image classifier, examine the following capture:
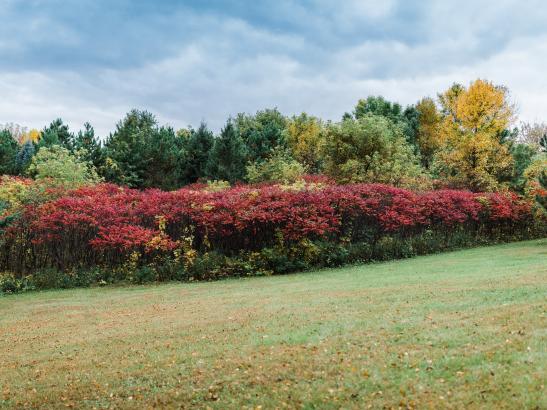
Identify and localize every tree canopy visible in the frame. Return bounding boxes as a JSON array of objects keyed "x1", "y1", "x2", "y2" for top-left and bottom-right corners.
[{"x1": 0, "y1": 78, "x2": 539, "y2": 194}]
